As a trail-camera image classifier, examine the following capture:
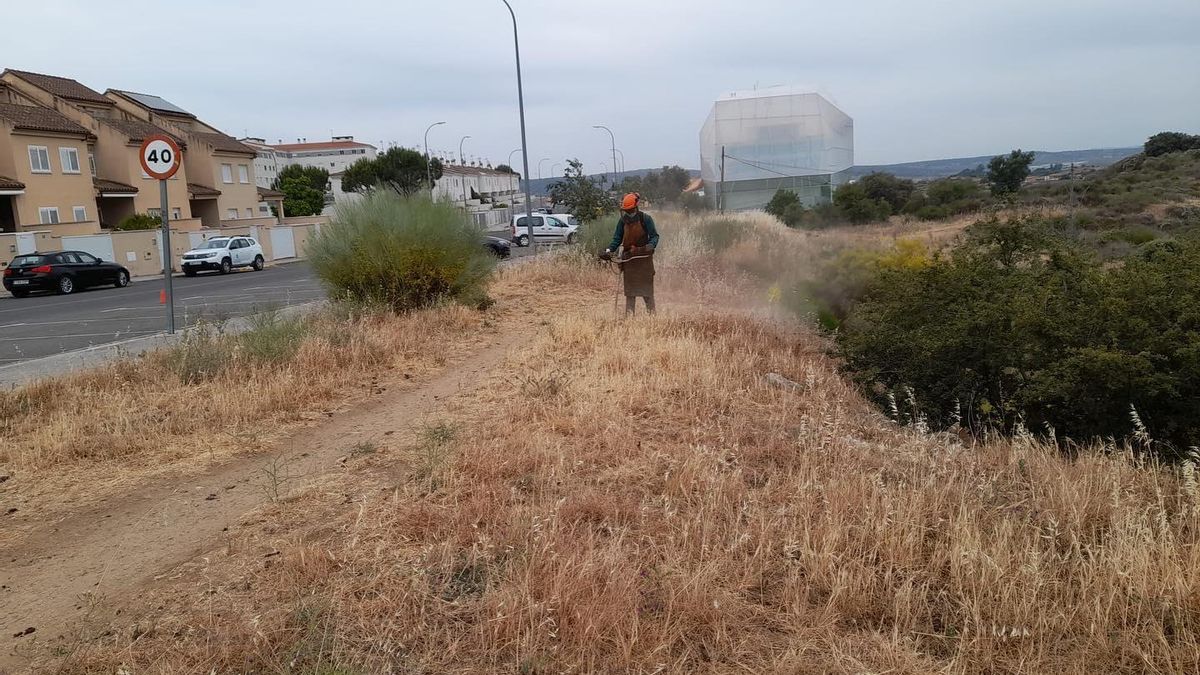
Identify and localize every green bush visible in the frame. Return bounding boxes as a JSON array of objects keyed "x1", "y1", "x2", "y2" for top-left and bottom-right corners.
[
  {"x1": 833, "y1": 182, "x2": 891, "y2": 224},
  {"x1": 1144, "y1": 131, "x2": 1200, "y2": 157},
  {"x1": 695, "y1": 218, "x2": 749, "y2": 253},
  {"x1": 575, "y1": 212, "x2": 617, "y2": 254},
  {"x1": 115, "y1": 213, "x2": 161, "y2": 231},
  {"x1": 836, "y1": 216, "x2": 1200, "y2": 456},
  {"x1": 307, "y1": 192, "x2": 496, "y2": 312},
  {"x1": 764, "y1": 189, "x2": 801, "y2": 224},
  {"x1": 857, "y1": 172, "x2": 915, "y2": 213}
]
